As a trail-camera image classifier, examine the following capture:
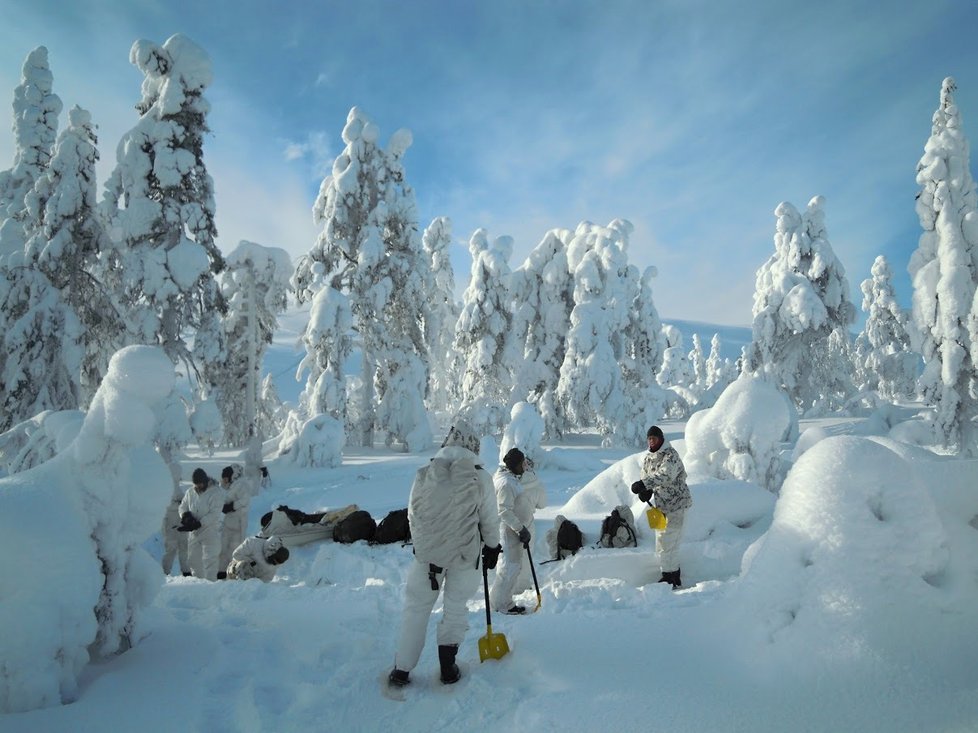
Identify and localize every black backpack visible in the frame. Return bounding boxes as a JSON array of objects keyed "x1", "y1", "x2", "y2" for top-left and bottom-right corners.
[
  {"x1": 372, "y1": 508, "x2": 411, "y2": 545},
  {"x1": 332, "y1": 510, "x2": 377, "y2": 543},
  {"x1": 599, "y1": 507, "x2": 637, "y2": 548},
  {"x1": 556, "y1": 518, "x2": 584, "y2": 557}
]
